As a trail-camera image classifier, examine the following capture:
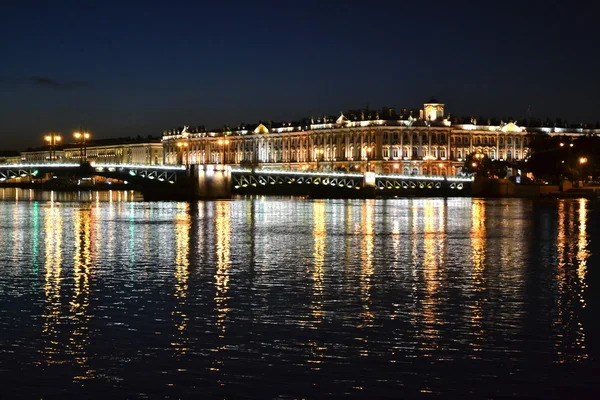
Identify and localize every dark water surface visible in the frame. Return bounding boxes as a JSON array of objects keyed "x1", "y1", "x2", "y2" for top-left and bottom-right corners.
[{"x1": 1, "y1": 189, "x2": 599, "y2": 398}]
